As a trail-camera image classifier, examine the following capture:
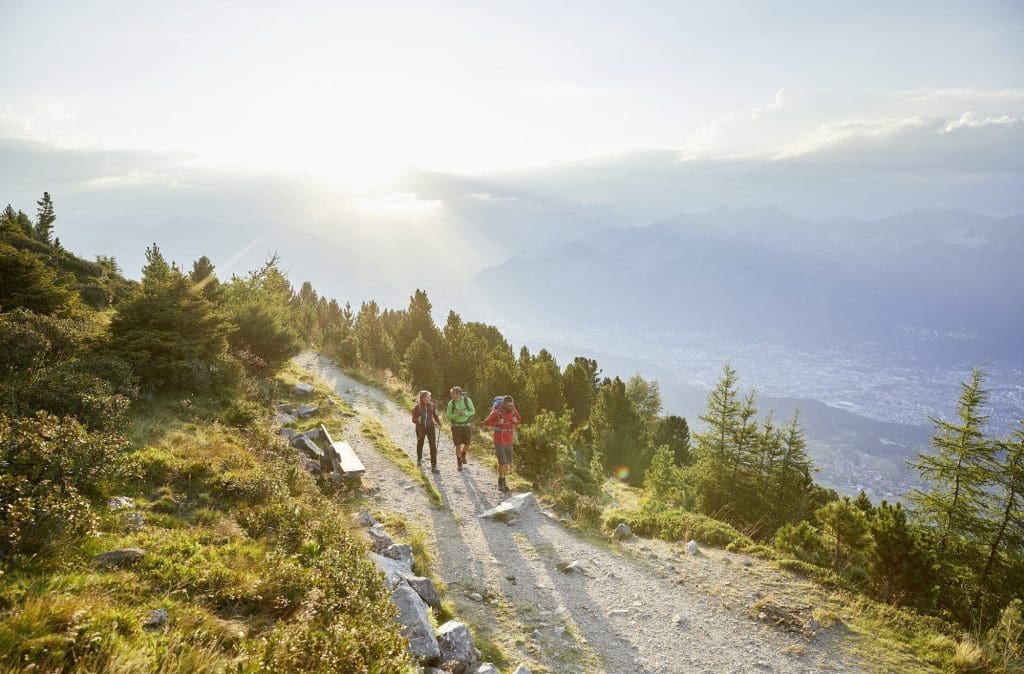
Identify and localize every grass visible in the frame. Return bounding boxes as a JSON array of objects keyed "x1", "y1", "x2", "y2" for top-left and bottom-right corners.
[
  {"x1": 360, "y1": 416, "x2": 444, "y2": 507},
  {"x1": 0, "y1": 372, "x2": 413, "y2": 673}
]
